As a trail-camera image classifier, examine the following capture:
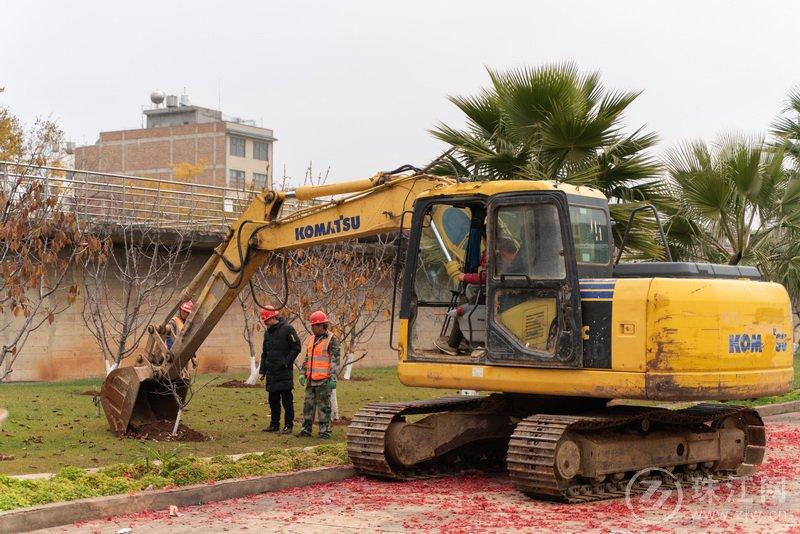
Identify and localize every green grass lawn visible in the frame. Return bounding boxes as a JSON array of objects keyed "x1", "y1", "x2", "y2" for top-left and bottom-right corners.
[
  {"x1": 2, "y1": 356, "x2": 798, "y2": 477},
  {"x1": 0, "y1": 368, "x2": 449, "y2": 476}
]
